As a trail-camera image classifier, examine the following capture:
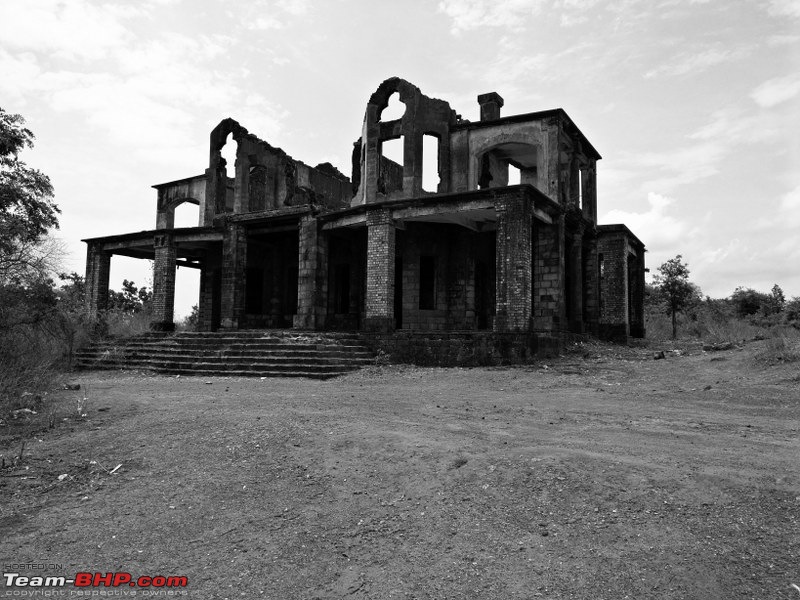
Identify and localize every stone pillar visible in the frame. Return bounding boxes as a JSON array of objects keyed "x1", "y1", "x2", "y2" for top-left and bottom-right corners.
[
  {"x1": 202, "y1": 166, "x2": 220, "y2": 225},
  {"x1": 365, "y1": 208, "x2": 395, "y2": 332},
  {"x1": 405, "y1": 133, "x2": 424, "y2": 197},
  {"x1": 628, "y1": 249, "x2": 646, "y2": 338},
  {"x1": 582, "y1": 235, "x2": 600, "y2": 336},
  {"x1": 156, "y1": 189, "x2": 175, "y2": 230},
  {"x1": 581, "y1": 162, "x2": 597, "y2": 223},
  {"x1": 151, "y1": 232, "x2": 177, "y2": 331},
  {"x1": 220, "y1": 222, "x2": 248, "y2": 330},
  {"x1": 569, "y1": 226, "x2": 584, "y2": 333},
  {"x1": 294, "y1": 215, "x2": 328, "y2": 330},
  {"x1": 232, "y1": 154, "x2": 249, "y2": 214},
  {"x1": 84, "y1": 243, "x2": 111, "y2": 317},
  {"x1": 494, "y1": 191, "x2": 533, "y2": 332},
  {"x1": 569, "y1": 156, "x2": 580, "y2": 209}
]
